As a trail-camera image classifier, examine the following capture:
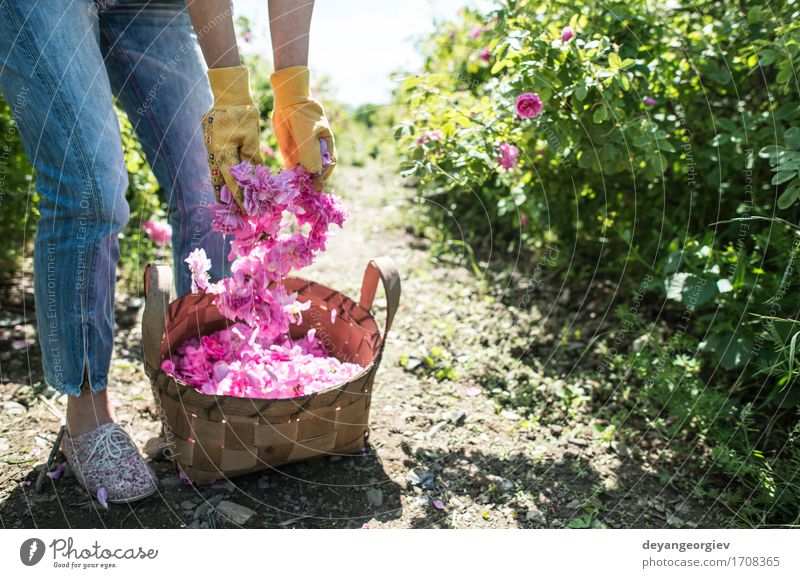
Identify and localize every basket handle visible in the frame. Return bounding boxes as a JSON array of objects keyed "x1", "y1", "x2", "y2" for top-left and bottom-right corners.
[
  {"x1": 358, "y1": 256, "x2": 401, "y2": 341},
  {"x1": 142, "y1": 263, "x2": 173, "y2": 377}
]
